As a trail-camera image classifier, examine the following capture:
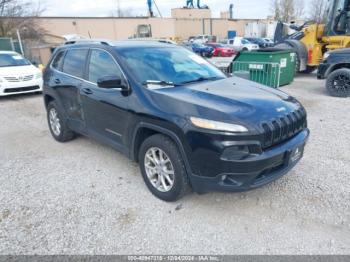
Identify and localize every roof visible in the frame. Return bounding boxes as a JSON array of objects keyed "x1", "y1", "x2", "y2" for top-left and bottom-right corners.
[{"x1": 61, "y1": 39, "x2": 177, "y2": 49}]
